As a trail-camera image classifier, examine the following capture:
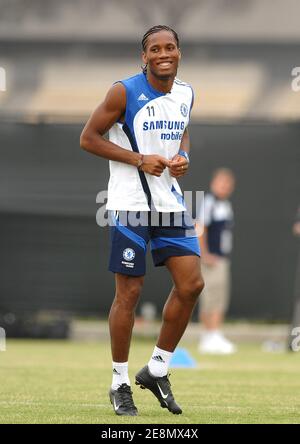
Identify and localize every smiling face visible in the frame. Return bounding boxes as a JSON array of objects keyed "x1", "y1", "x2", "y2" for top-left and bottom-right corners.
[{"x1": 142, "y1": 30, "x2": 181, "y2": 81}]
